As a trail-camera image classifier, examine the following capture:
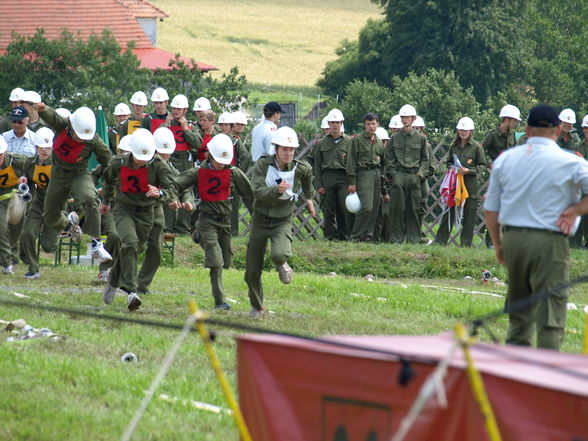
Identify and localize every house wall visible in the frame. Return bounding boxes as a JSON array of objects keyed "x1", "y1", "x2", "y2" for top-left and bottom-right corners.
[{"x1": 137, "y1": 18, "x2": 157, "y2": 46}]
